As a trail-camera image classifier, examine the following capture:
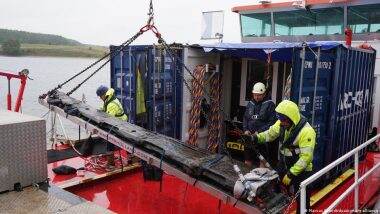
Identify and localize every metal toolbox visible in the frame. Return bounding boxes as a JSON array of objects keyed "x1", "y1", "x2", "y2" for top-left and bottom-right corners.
[{"x1": 0, "y1": 110, "x2": 47, "y2": 192}]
